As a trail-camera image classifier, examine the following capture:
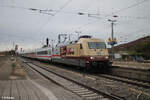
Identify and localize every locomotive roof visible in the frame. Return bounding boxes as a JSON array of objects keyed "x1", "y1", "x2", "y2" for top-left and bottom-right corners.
[
  {"x1": 77, "y1": 38, "x2": 105, "y2": 43},
  {"x1": 79, "y1": 35, "x2": 92, "y2": 39},
  {"x1": 55, "y1": 36, "x2": 106, "y2": 47}
]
